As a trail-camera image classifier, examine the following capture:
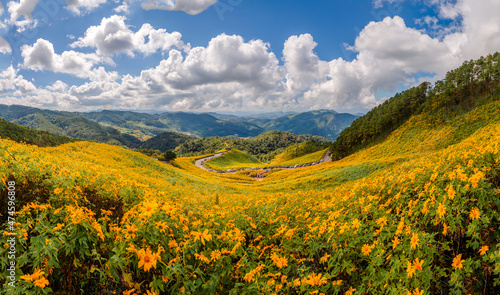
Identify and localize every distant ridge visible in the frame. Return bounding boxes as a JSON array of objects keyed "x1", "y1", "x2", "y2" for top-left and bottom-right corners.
[{"x1": 0, "y1": 106, "x2": 358, "y2": 143}]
